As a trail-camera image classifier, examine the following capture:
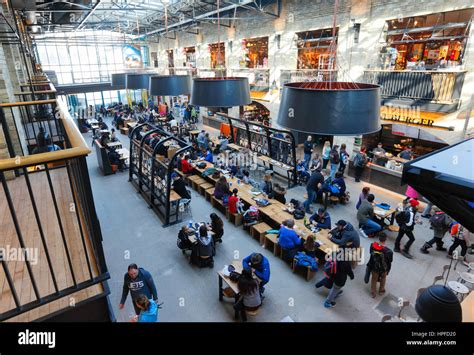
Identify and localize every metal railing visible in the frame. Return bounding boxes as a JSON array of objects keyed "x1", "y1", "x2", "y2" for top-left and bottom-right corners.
[
  {"x1": 363, "y1": 70, "x2": 467, "y2": 104},
  {"x1": 230, "y1": 68, "x2": 270, "y2": 91},
  {"x1": 0, "y1": 95, "x2": 110, "y2": 321},
  {"x1": 279, "y1": 69, "x2": 338, "y2": 88}
]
